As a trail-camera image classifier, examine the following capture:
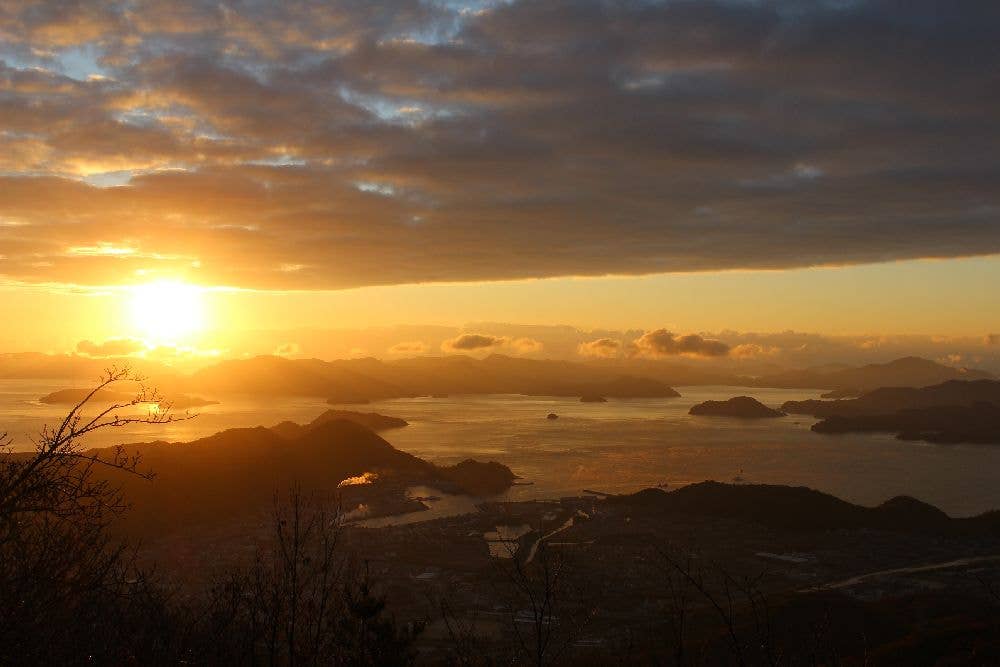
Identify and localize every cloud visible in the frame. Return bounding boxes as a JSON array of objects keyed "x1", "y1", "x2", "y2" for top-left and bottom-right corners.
[
  {"x1": 631, "y1": 330, "x2": 730, "y2": 358},
  {"x1": 730, "y1": 343, "x2": 780, "y2": 359},
  {"x1": 441, "y1": 333, "x2": 542, "y2": 355},
  {"x1": 577, "y1": 338, "x2": 621, "y2": 359},
  {"x1": 509, "y1": 337, "x2": 543, "y2": 354},
  {"x1": 0, "y1": 1, "x2": 999, "y2": 290},
  {"x1": 75, "y1": 337, "x2": 146, "y2": 357},
  {"x1": 273, "y1": 342, "x2": 300, "y2": 357},
  {"x1": 388, "y1": 340, "x2": 428, "y2": 355},
  {"x1": 144, "y1": 343, "x2": 222, "y2": 361},
  {"x1": 442, "y1": 333, "x2": 504, "y2": 352}
]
